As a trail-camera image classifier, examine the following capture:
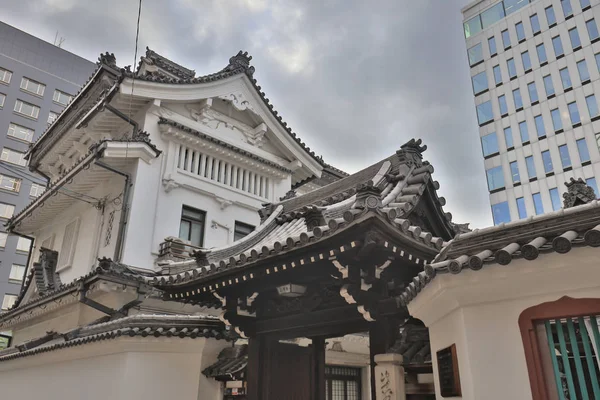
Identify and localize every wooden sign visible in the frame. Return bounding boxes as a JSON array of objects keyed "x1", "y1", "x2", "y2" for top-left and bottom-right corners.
[{"x1": 436, "y1": 344, "x2": 461, "y2": 397}]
